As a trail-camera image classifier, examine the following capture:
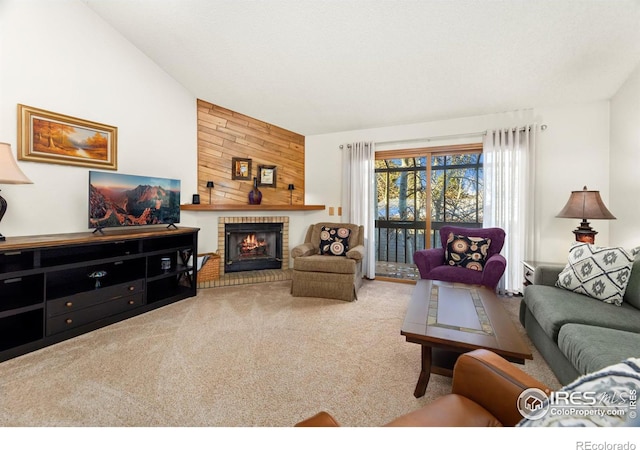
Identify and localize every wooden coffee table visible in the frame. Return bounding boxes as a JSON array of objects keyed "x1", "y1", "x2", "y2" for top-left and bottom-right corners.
[{"x1": 401, "y1": 280, "x2": 532, "y2": 398}]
